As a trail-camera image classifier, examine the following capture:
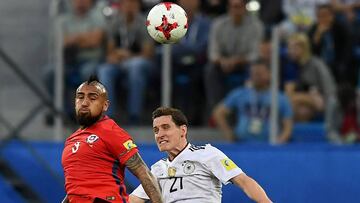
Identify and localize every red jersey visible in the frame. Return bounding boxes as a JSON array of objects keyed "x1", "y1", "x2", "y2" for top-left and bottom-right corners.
[{"x1": 62, "y1": 116, "x2": 138, "y2": 203}]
